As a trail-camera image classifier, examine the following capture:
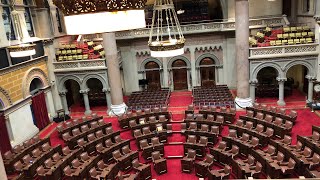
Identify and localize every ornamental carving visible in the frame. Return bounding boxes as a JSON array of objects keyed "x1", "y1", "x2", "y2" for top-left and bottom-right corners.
[
  {"x1": 251, "y1": 48, "x2": 282, "y2": 56},
  {"x1": 53, "y1": 0, "x2": 147, "y2": 16},
  {"x1": 284, "y1": 46, "x2": 317, "y2": 54},
  {"x1": 0, "y1": 86, "x2": 12, "y2": 107},
  {"x1": 22, "y1": 68, "x2": 49, "y2": 98}
]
